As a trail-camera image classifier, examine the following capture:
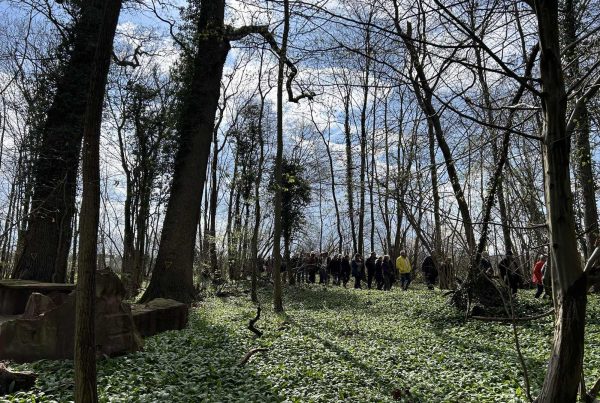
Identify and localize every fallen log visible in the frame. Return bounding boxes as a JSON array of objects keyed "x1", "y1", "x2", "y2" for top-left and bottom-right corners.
[{"x1": 0, "y1": 363, "x2": 37, "y2": 395}]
